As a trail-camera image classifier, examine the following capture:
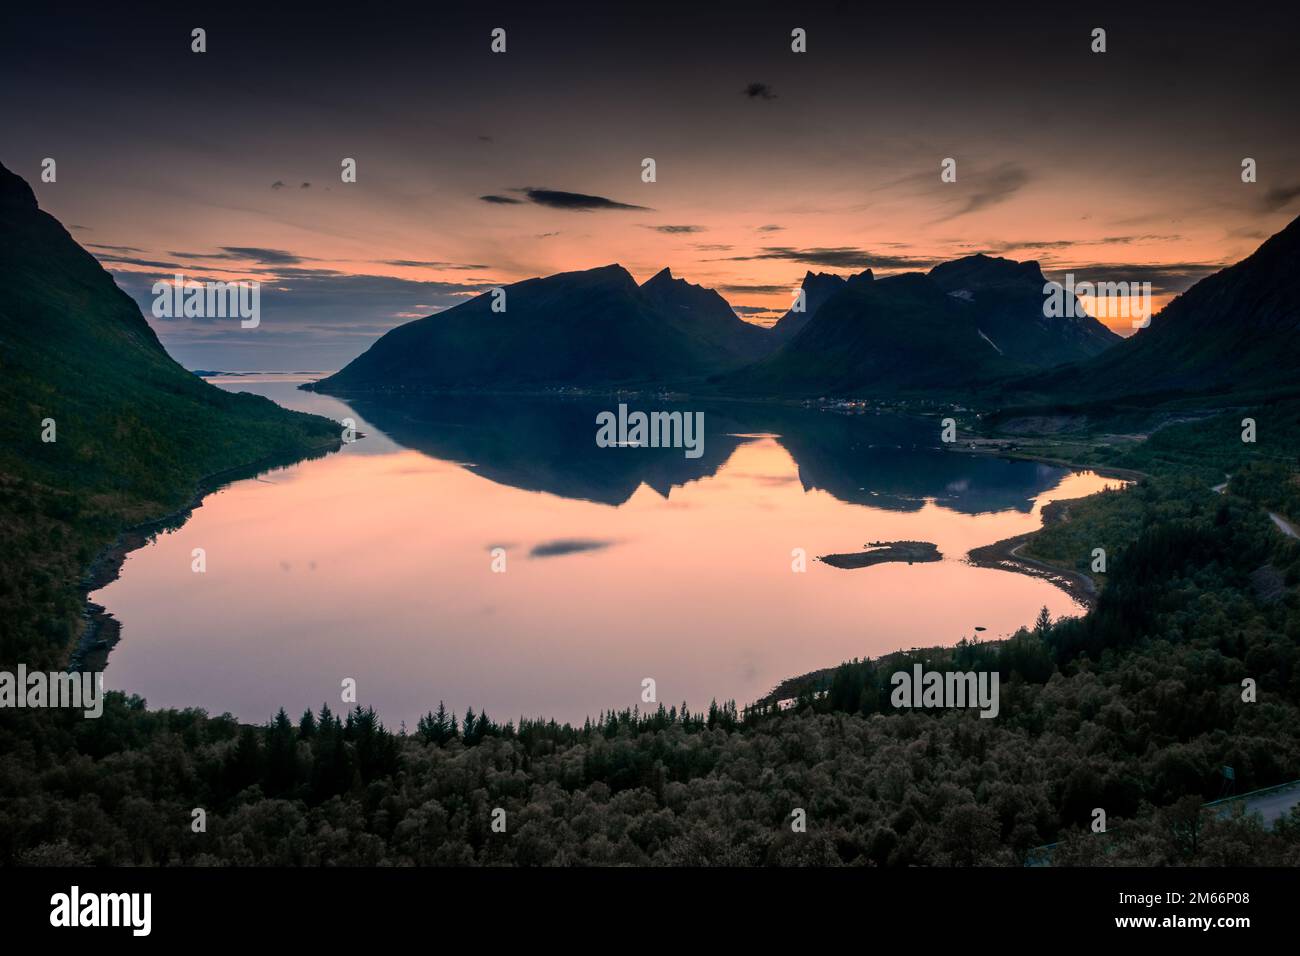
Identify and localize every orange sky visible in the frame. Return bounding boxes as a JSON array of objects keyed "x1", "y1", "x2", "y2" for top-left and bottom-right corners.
[{"x1": 8, "y1": 4, "x2": 1298, "y2": 368}]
